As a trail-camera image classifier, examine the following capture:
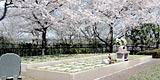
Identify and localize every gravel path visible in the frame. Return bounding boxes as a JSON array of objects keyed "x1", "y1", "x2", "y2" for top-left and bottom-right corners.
[{"x1": 97, "y1": 59, "x2": 160, "y2": 80}]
